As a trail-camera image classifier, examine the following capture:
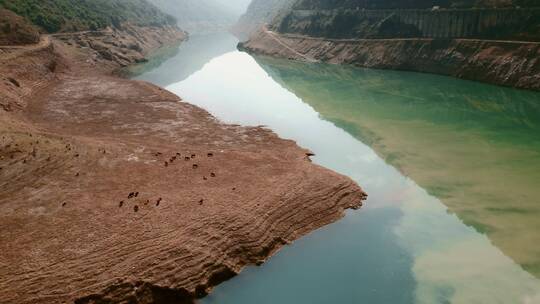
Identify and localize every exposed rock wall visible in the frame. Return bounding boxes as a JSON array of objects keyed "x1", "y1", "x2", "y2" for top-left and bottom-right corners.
[
  {"x1": 240, "y1": 30, "x2": 540, "y2": 90},
  {"x1": 277, "y1": 8, "x2": 540, "y2": 41}
]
